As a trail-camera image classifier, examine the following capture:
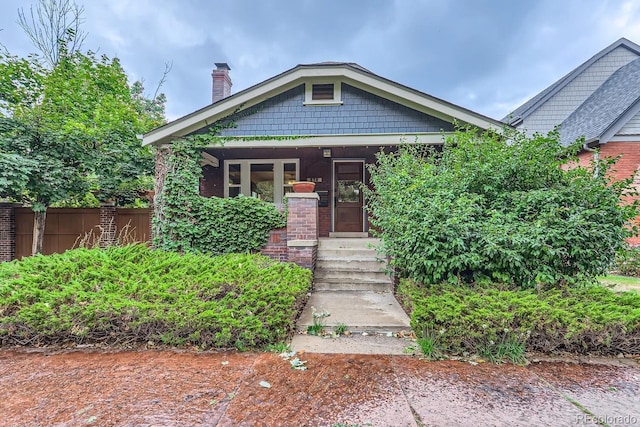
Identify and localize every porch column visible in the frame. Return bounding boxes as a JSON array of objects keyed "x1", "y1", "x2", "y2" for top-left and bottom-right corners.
[
  {"x1": 0, "y1": 203, "x2": 16, "y2": 262},
  {"x1": 99, "y1": 203, "x2": 117, "y2": 248},
  {"x1": 286, "y1": 192, "x2": 319, "y2": 270}
]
